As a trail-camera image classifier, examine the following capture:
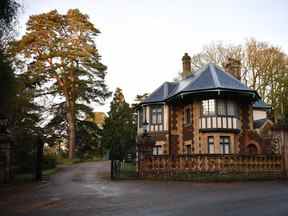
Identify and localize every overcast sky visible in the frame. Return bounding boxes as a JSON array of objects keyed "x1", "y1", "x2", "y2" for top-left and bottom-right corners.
[{"x1": 19, "y1": 0, "x2": 288, "y2": 112}]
